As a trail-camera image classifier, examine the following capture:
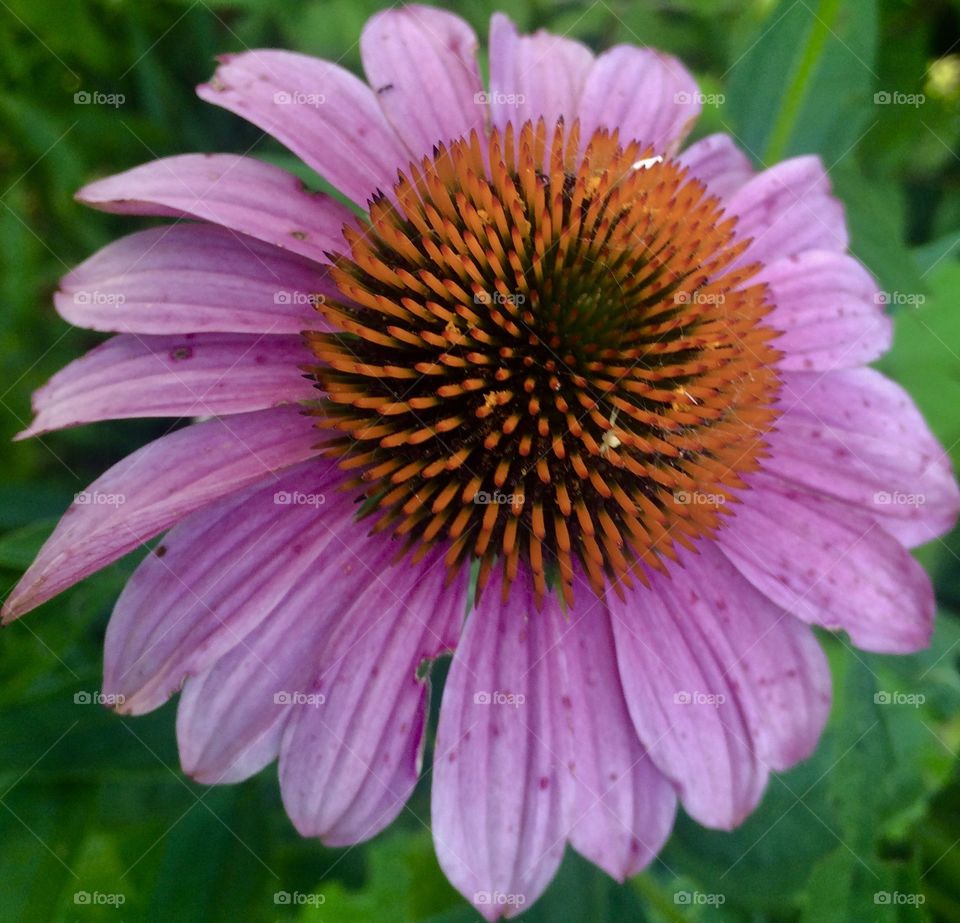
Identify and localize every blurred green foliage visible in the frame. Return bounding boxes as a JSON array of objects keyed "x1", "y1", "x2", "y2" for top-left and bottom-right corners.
[{"x1": 1, "y1": 0, "x2": 960, "y2": 920}]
